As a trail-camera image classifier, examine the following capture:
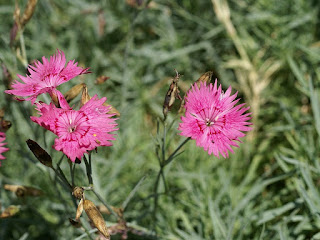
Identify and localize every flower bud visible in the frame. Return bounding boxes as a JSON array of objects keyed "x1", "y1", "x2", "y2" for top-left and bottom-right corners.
[{"x1": 26, "y1": 139, "x2": 53, "y2": 168}]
